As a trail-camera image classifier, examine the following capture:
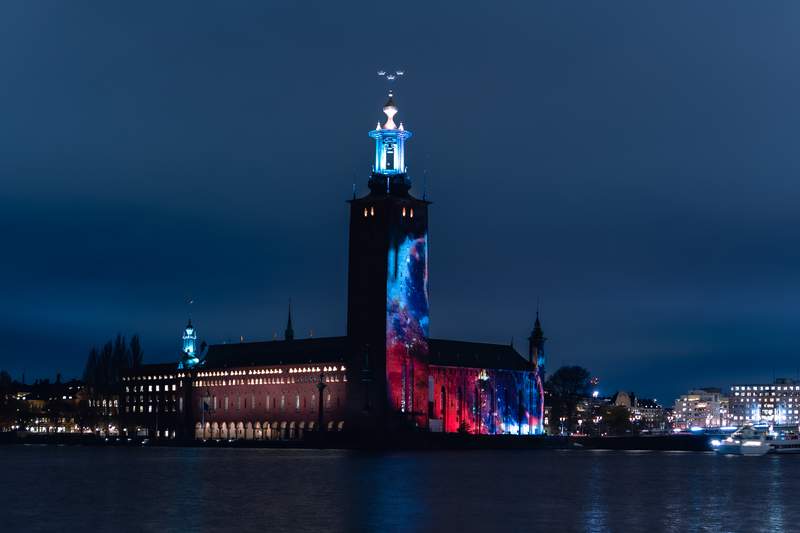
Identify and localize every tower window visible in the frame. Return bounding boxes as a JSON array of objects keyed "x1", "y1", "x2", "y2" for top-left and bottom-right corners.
[
  {"x1": 363, "y1": 208, "x2": 368, "y2": 217},
  {"x1": 402, "y1": 207, "x2": 406, "y2": 217},
  {"x1": 410, "y1": 208, "x2": 414, "y2": 218},
  {"x1": 370, "y1": 206, "x2": 375, "y2": 216}
]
